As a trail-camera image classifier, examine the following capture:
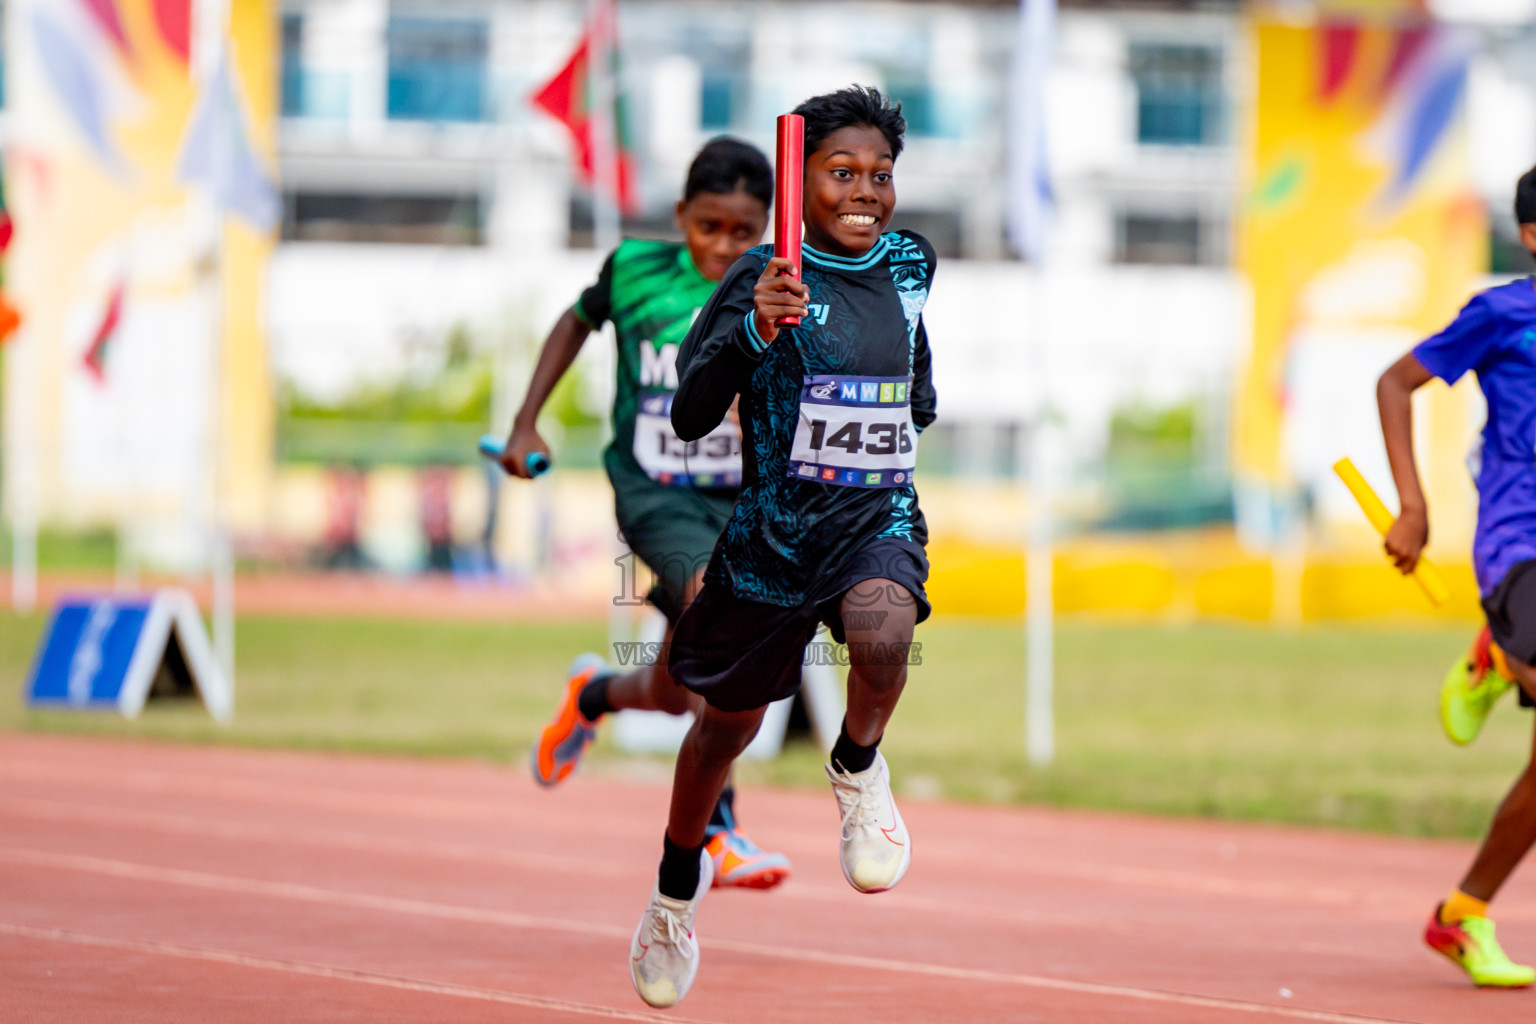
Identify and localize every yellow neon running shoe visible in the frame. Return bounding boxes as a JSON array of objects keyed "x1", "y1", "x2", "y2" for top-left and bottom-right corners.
[
  {"x1": 1440, "y1": 626, "x2": 1514, "y2": 747},
  {"x1": 1425, "y1": 906, "x2": 1535, "y2": 988}
]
